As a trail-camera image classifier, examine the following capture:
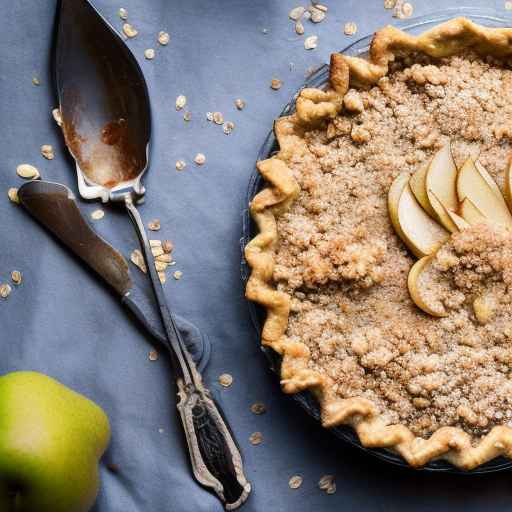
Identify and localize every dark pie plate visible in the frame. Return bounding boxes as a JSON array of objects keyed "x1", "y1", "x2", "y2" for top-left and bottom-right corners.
[{"x1": 240, "y1": 8, "x2": 512, "y2": 474}]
